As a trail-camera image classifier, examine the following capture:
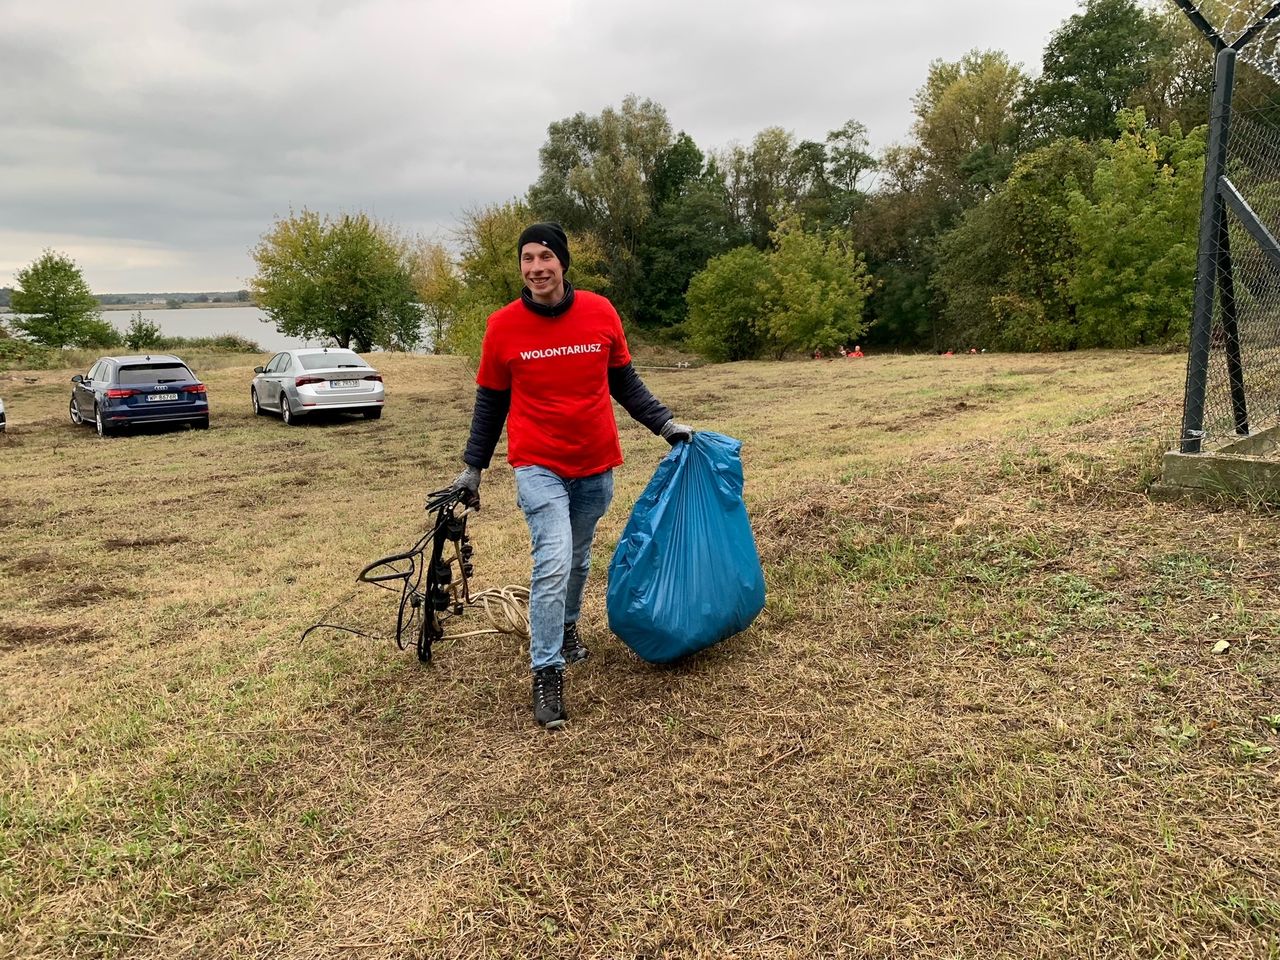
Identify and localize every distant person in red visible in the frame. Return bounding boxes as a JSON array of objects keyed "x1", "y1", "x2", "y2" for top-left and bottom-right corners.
[{"x1": 849, "y1": 345, "x2": 864, "y2": 358}]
